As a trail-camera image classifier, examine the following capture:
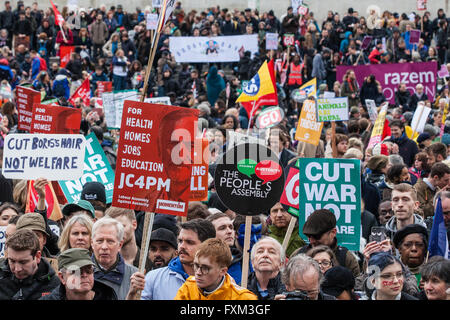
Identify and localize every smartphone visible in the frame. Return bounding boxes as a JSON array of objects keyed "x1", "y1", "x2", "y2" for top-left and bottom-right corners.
[{"x1": 369, "y1": 226, "x2": 387, "y2": 243}]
